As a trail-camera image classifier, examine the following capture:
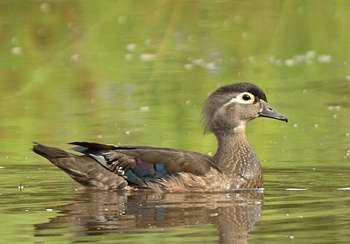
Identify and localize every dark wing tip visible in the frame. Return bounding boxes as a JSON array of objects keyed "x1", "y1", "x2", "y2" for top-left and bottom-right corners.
[{"x1": 32, "y1": 143, "x2": 70, "y2": 158}]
